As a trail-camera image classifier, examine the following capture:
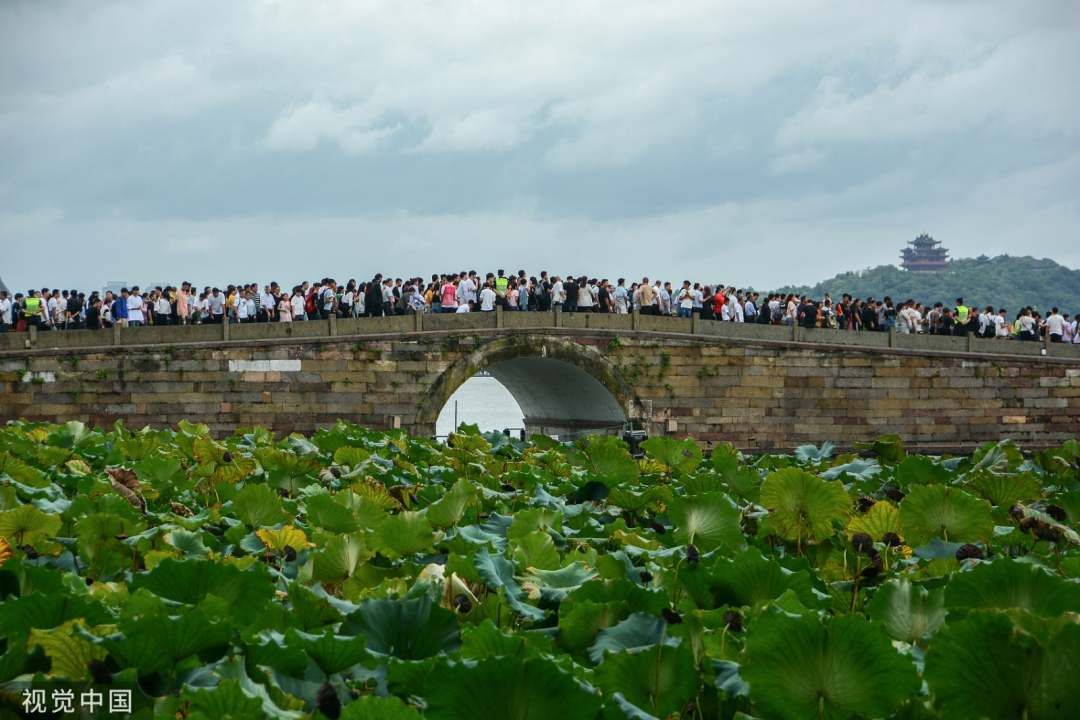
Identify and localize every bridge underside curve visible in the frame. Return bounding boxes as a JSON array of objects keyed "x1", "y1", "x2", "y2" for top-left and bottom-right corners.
[{"x1": 486, "y1": 357, "x2": 627, "y2": 437}]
